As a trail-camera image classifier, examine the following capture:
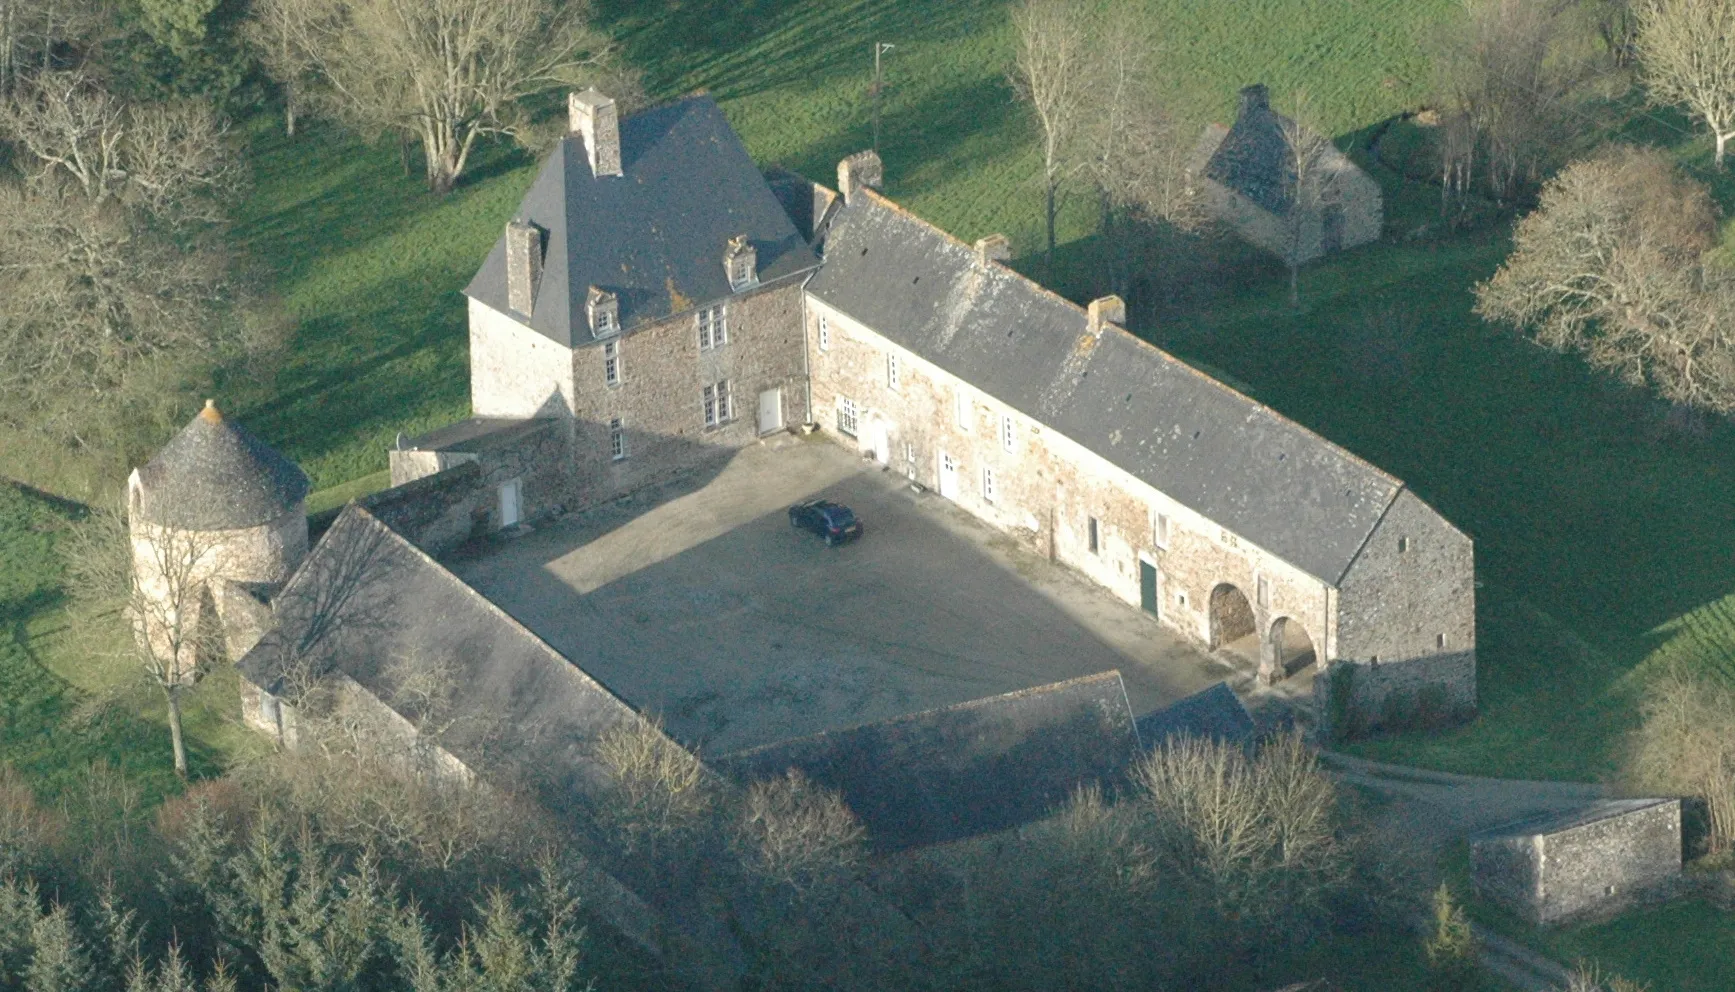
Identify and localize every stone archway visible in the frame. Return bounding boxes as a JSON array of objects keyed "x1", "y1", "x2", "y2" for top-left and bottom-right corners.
[
  {"x1": 1268, "y1": 616, "x2": 1317, "y2": 677},
  {"x1": 1209, "y1": 583, "x2": 1257, "y2": 659}
]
